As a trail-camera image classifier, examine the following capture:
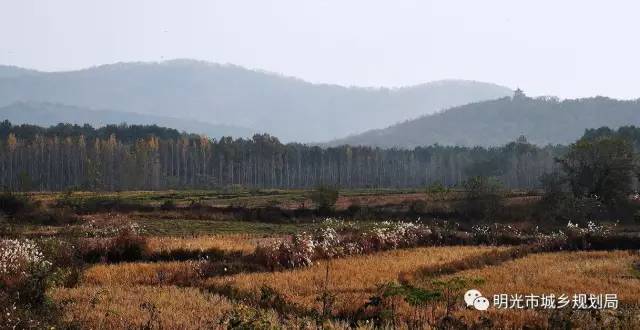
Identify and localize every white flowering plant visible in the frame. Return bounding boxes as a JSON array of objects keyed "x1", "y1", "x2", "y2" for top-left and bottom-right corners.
[
  {"x1": 255, "y1": 218, "x2": 432, "y2": 269},
  {"x1": 471, "y1": 223, "x2": 524, "y2": 245},
  {"x1": 0, "y1": 239, "x2": 53, "y2": 305},
  {"x1": 80, "y1": 214, "x2": 144, "y2": 238},
  {"x1": 0, "y1": 239, "x2": 51, "y2": 277},
  {"x1": 565, "y1": 220, "x2": 616, "y2": 236}
]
